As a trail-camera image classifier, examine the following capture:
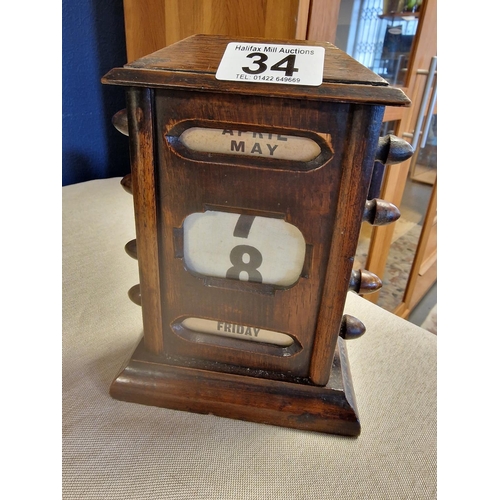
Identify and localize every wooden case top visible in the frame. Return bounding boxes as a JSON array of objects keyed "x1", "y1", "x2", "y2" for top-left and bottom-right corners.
[{"x1": 102, "y1": 34, "x2": 410, "y2": 106}]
